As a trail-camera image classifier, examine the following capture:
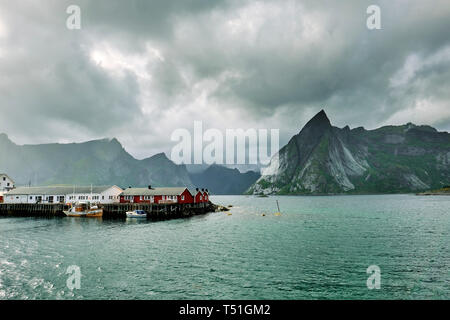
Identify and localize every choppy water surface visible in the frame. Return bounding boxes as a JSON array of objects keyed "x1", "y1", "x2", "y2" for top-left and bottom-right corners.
[{"x1": 0, "y1": 195, "x2": 449, "y2": 299}]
